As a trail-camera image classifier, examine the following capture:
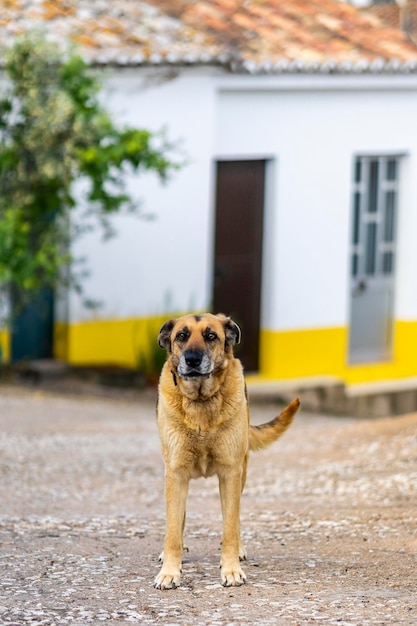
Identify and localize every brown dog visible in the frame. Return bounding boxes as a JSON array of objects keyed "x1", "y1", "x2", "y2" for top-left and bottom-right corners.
[{"x1": 154, "y1": 313, "x2": 300, "y2": 589}]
